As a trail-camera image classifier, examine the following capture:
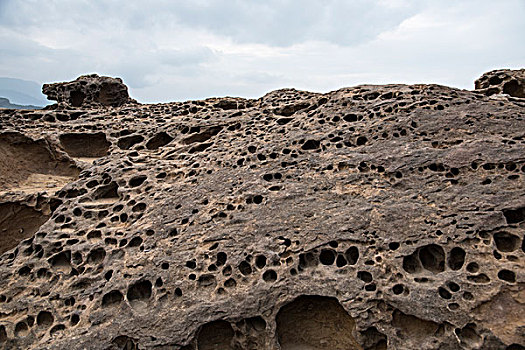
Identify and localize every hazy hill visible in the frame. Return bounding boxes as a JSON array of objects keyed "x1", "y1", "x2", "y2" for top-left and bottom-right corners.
[
  {"x1": 0, "y1": 77, "x2": 48, "y2": 106},
  {"x1": 0, "y1": 97, "x2": 42, "y2": 109}
]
